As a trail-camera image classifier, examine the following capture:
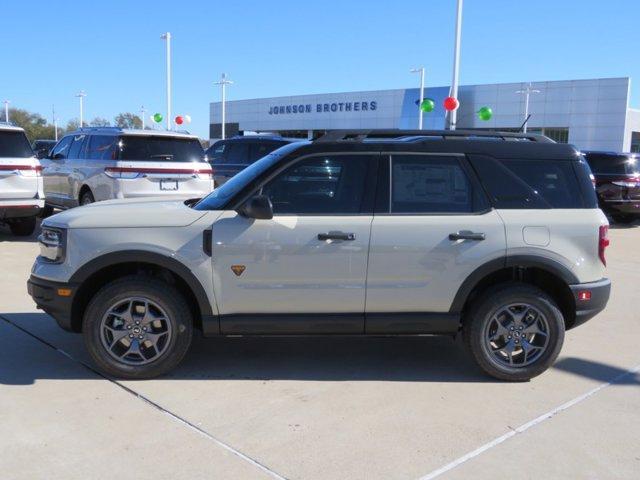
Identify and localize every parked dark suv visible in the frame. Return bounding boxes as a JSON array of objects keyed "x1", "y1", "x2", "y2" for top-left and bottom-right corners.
[
  {"x1": 206, "y1": 135, "x2": 300, "y2": 186},
  {"x1": 583, "y1": 151, "x2": 640, "y2": 224}
]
